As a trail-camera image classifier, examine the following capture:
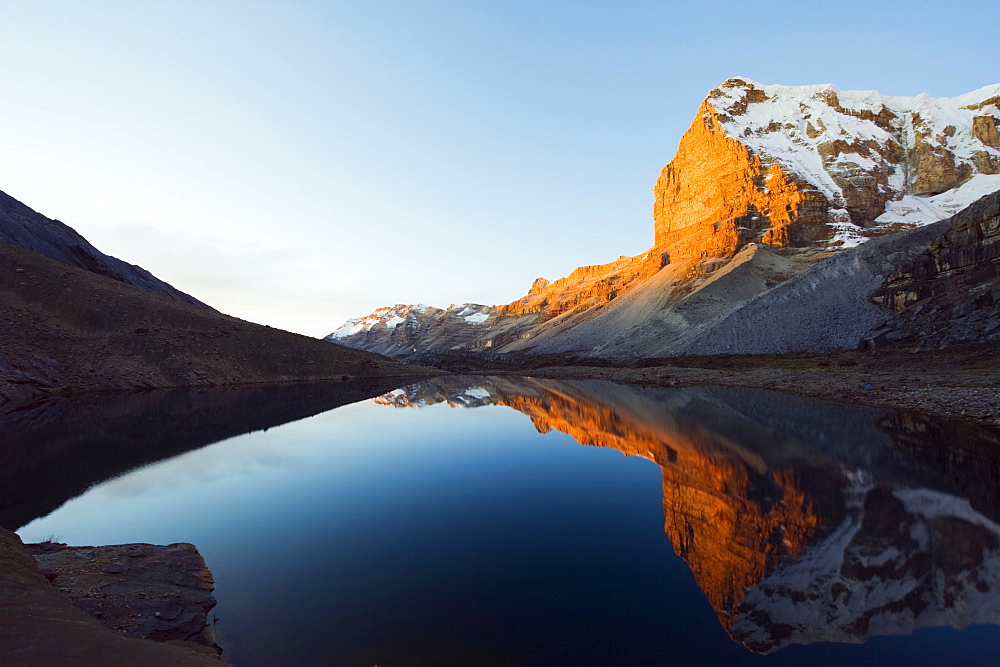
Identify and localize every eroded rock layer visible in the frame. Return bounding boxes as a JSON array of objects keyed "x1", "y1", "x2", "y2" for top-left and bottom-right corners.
[{"x1": 869, "y1": 185, "x2": 1000, "y2": 346}]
